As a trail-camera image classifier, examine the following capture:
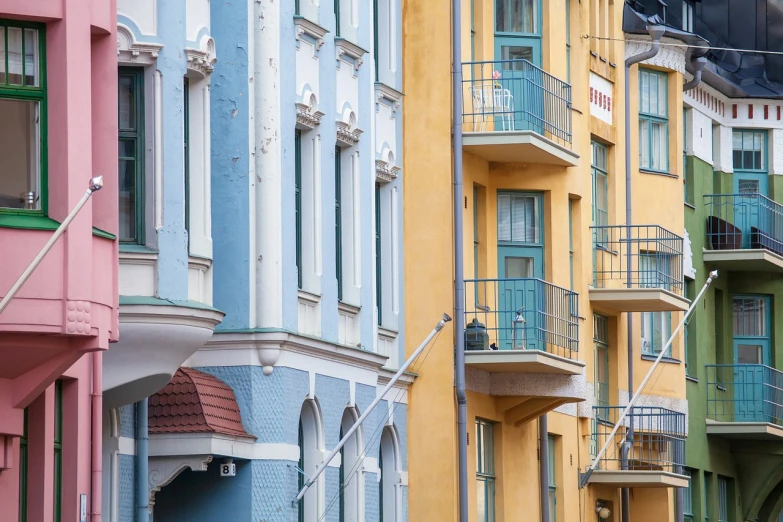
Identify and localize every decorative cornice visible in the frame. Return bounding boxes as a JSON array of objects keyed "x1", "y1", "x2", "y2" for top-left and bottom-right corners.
[
  {"x1": 624, "y1": 37, "x2": 687, "y2": 74},
  {"x1": 119, "y1": 302, "x2": 225, "y2": 329},
  {"x1": 185, "y1": 48, "x2": 216, "y2": 76},
  {"x1": 375, "y1": 159, "x2": 401, "y2": 183},
  {"x1": 336, "y1": 120, "x2": 363, "y2": 147},
  {"x1": 117, "y1": 25, "x2": 163, "y2": 66},
  {"x1": 294, "y1": 16, "x2": 328, "y2": 50},
  {"x1": 148, "y1": 455, "x2": 213, "y2": 506},
  {"x1": 335, "y1": 38, "x2": 368, "y2": 72},
  {"x1": 296, "y1": 91, "x2": 325, "y2": 130},
  {"x1": 375, "y1": 83, "x2": 403, "y2": 113}
]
